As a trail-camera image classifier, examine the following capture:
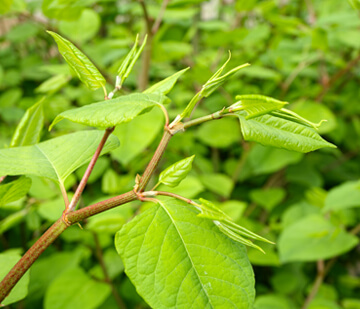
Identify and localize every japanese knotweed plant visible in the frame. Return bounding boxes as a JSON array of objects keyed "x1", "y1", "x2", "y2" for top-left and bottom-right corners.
[{"x1": 0, "y1": 33, "x2": 335, "y2": 308}]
